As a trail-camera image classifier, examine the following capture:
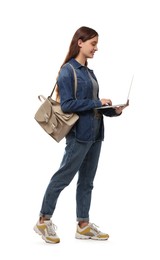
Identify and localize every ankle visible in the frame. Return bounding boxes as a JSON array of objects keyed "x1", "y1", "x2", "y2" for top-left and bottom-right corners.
[
  {"x1": 78, "y1": 221, "x2": 89, "y2": 228},
  {"x1": 39, "y1": 217, "x2": 50, "y2": 224}
]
